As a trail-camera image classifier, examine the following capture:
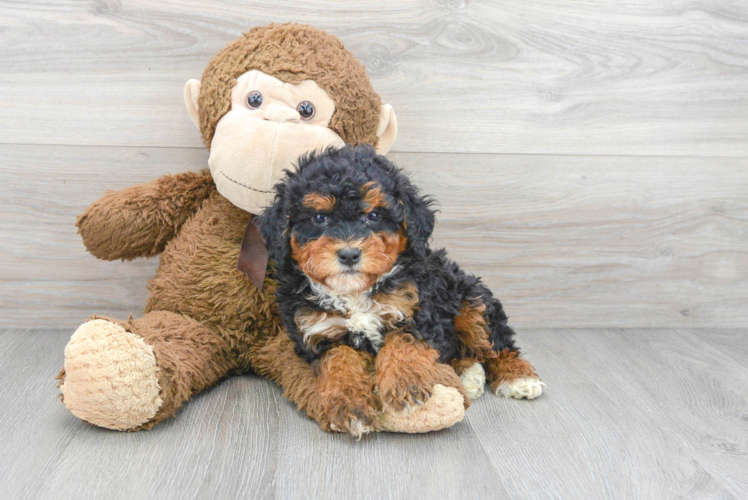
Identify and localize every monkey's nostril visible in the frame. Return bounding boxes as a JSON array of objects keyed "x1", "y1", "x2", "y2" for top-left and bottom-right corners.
[{"x1": 337, "y1": 247, "x2": 361, "y2": 266}]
